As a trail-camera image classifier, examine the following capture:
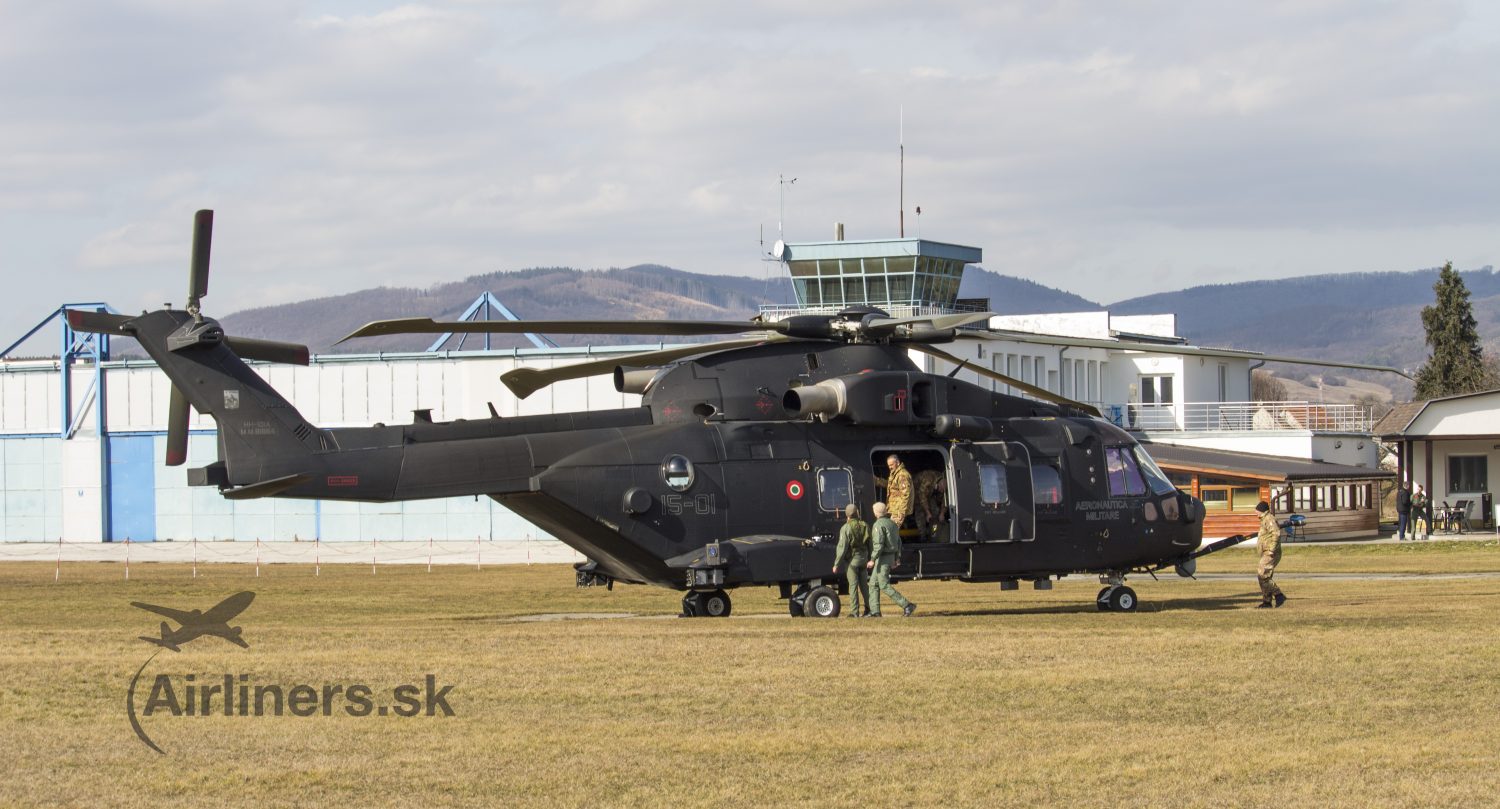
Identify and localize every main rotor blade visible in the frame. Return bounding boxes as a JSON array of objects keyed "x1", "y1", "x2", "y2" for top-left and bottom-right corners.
[
  {"x1": 869, "y1": 311, "x2": 995, "y2": 332},
  {"x1": 501, "y1": 337, "x2": 775, "y2": 399},
  {"x1": 340, "y1": 317, "x2": 768, "y2": 343},
  {"x1": 912, "y1": 344, "x2": 1102, "y2": 418},
  {"x1": 223, "y1": 336, "x2": 311, "y2": 366},
  {"x1": 165, "y1": 386, "x2": 190, "y2": 467},
  {"x1": 65, "y1": 309, "x2": 135, "y2": 336},
  {"x1": 188, "y1": 210, "x2": 213, "y2": 312}
]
